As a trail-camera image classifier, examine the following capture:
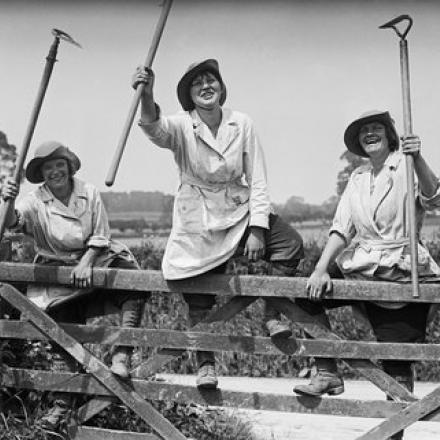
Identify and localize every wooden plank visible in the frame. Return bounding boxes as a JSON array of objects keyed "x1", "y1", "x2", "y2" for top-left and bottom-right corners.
[
  {"x1": 270, "y1": 298, "x2": 417, "y2": 402},
  {"x1": 69, "y1": 426, "x2": 159, "y2": 440},
  {"x1": 0, "y1": 283, "x2": 188, "y2": 440},
  {"x1": 3, "y1": 320, "x2": 440, "y2": 361},
  {"x1": 2, "y1": 368, "x2": 419, "y2": 420},
  {"x1": 77, "y1": 296, "x2": 256, "y2": 423},
  {"x1": 0, "y1": 262, "x2": 439, "y2": 303},
  {"x1": 356, "y1": 385, "x2": 440, "y2": 439}
]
